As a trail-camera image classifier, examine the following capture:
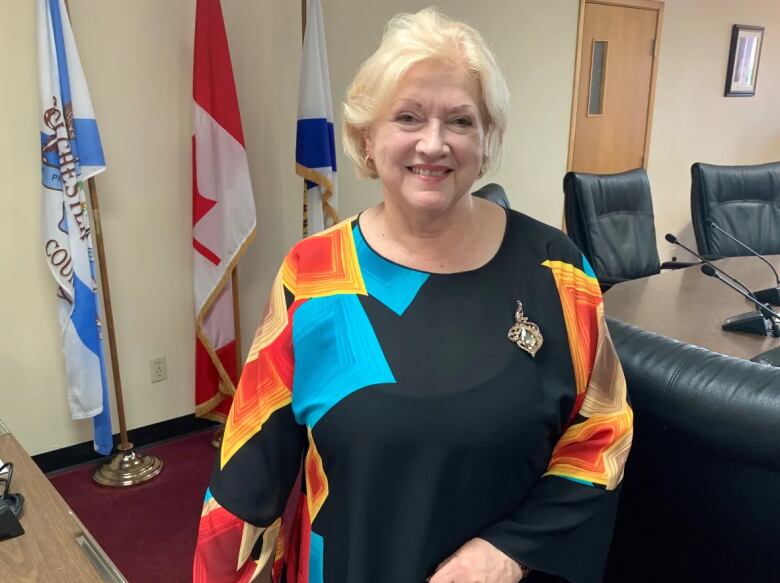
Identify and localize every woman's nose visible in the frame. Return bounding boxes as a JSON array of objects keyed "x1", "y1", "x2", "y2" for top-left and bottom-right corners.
[{"x1": 415, "y1": 120, "x2": 447, "y2": 158}]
